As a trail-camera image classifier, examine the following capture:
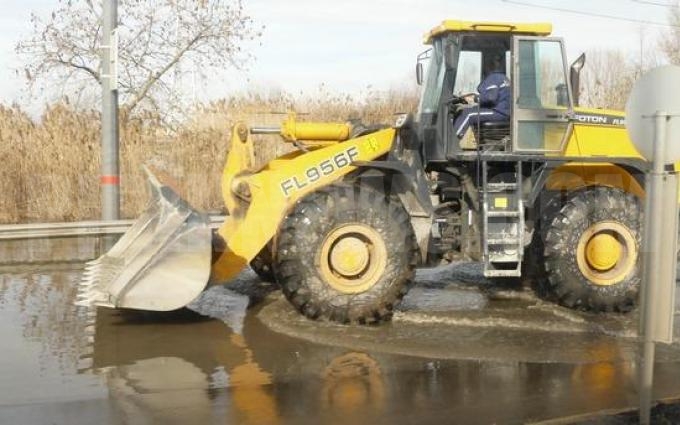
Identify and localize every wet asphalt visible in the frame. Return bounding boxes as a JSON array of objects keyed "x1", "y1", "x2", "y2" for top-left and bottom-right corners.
[{"x1": 1, "y1": 241, "x2": 680, "y2": 425}]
